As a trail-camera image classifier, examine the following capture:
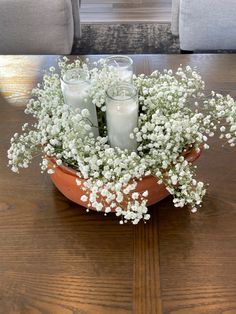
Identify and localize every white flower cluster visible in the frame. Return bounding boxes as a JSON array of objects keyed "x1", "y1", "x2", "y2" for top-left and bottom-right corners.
[{"x1": 8, "y1": 58, "x2": 236, "y2": 224}]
